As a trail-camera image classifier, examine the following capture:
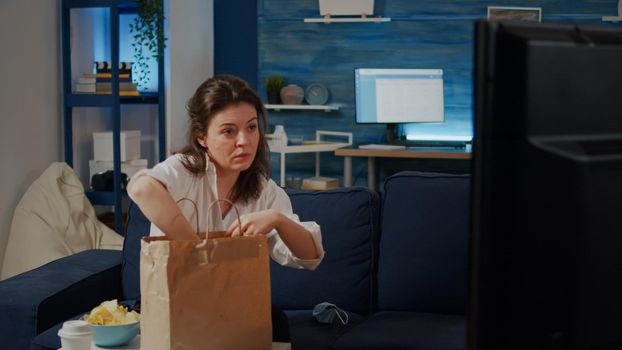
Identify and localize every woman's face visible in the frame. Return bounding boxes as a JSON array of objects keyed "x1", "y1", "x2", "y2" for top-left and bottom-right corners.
[{"x1": 197, "y1": 102, "x2": 260, "y2": 176}]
